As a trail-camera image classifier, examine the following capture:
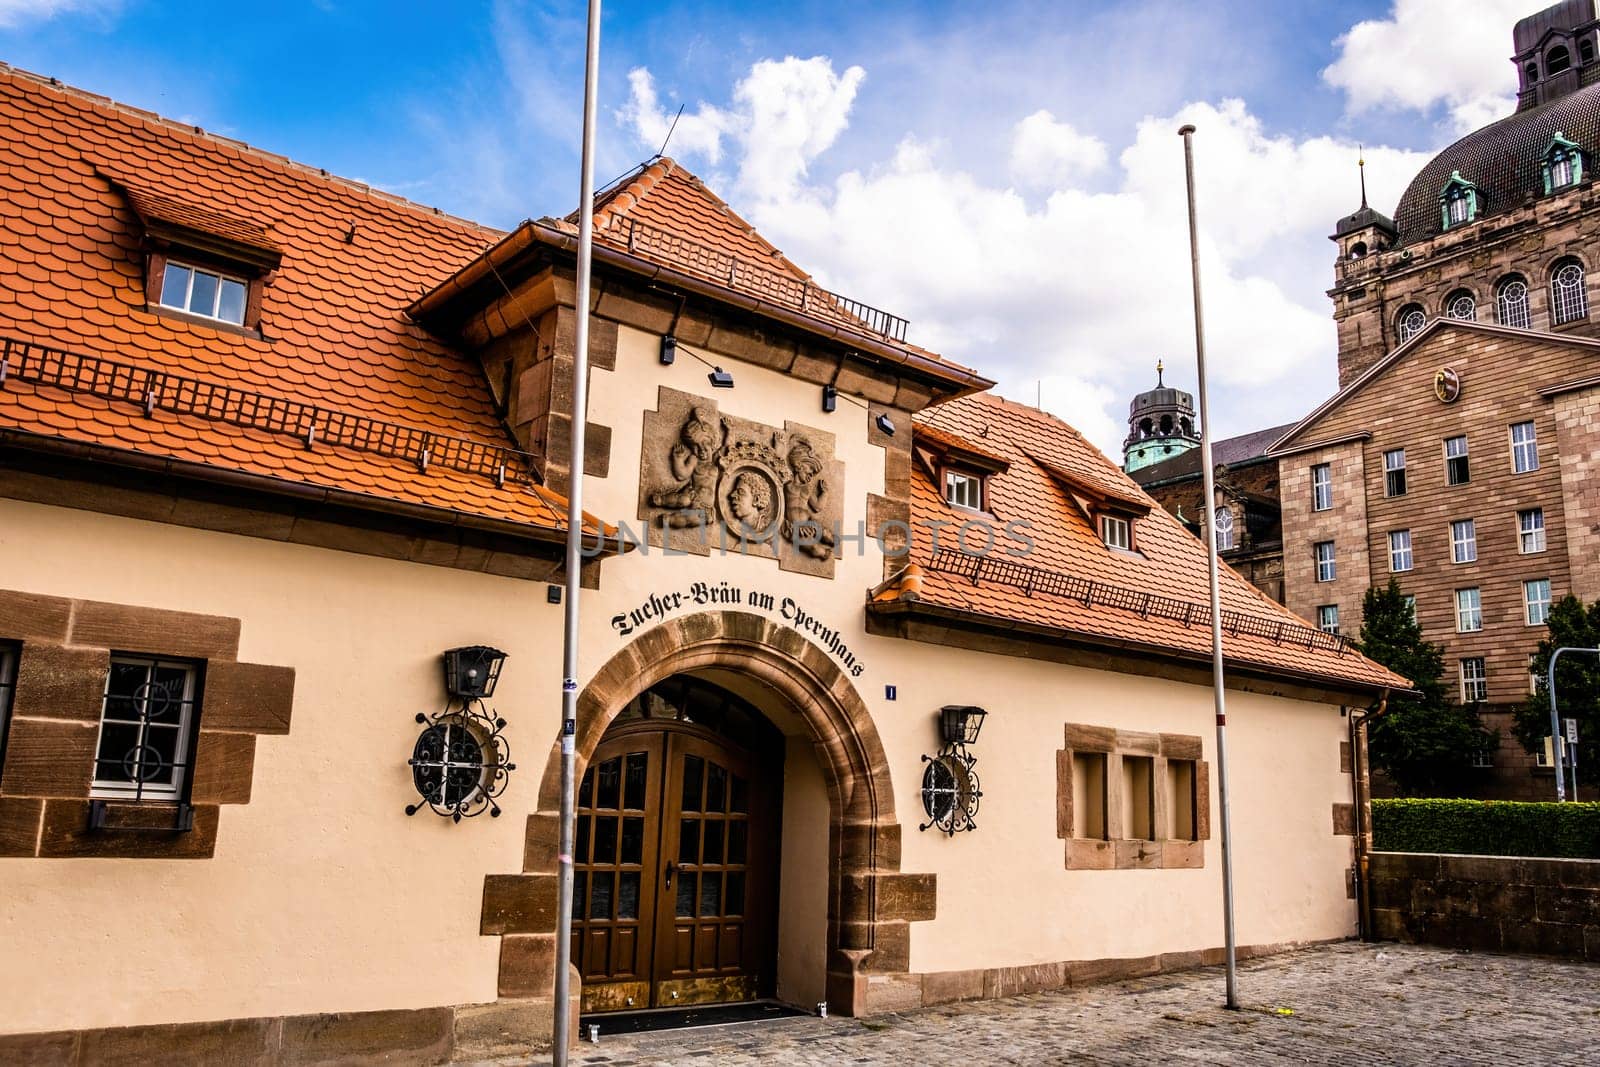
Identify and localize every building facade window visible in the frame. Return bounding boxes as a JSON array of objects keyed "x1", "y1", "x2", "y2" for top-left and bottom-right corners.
[
  {"x1": 1551, "y1": 259, "x2": 1588, "y2": 325},
  {"x1": 1389, "y1": 529, "x2": 1414, "y2": 572},
  {"x1": 1471, "y1": 748, "x2": 1494, "y2": 768},
  {"x1": 1214, "y1": 507, "x2": 1235, "y2": 551},
  {"x1": 1510, "y1": 420, "x2": 1539, "y2": 473},
  {"x1": 1496, "y1": 277, "x2": 1531, "y2": 328},
  {"x1": 1525, "y1": 578, "x2": 1552, "y2": 625},
  {"x1": 0, "y1": 643, "x2": 15, "y2": 790},
  {"x1": 944, "y1": 470, "x2": 983, "y2": 510},
  {"x1": 1316, "y1": 605, "x2": 1340, "y2": 634},
  {"x1": 1099, "y1": 514, "x2": 1131, "y2": 551},
  {"x1": 1450, "y1": 519, "x2": 1477, "y2": 563},
  {"x1": 92, "y1": 656, "x2": 201, "y2": 801},
  {"x1": 1456, "y1": 588, "x2": 1483, "y2": 632},
  {"x1": 1460, "y1": 657, "x2": 1488, "y2": 703},
  {"x1": 1314, "y1": 541, "x2": 1336, "y2": 583},
  {"x1": 1541, "y1": 132, "x2": 1583, "y2": 193},
  {"x1": 1444, "y1": 290, "x2": 1477, "y2": 320},
  {"x1": 1440, "y1": 172, "x2": 1480, "y2": 229},
  {"x1": 1396, "y1": 304, "x2": 1428, "y2": 342},
  {"x1": 1445, "y1": 435, "x2": 1470, "y2": 485},
  {"x1": 1383, "y1": 448, "x2": 1407, "y2": 496},
  {"x1": 1311, "y1": 463, "x2": 1332, "y2": 511},
  {"x1": 1404, "y1": 594, "x2": 1418, "y2": 621},
  {"x1": 159, "y1": 261, "x2": 249, "y2": 326},
  {"x1": 1519, "y1": 508, "x2": 1546, "y2": 553}
]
